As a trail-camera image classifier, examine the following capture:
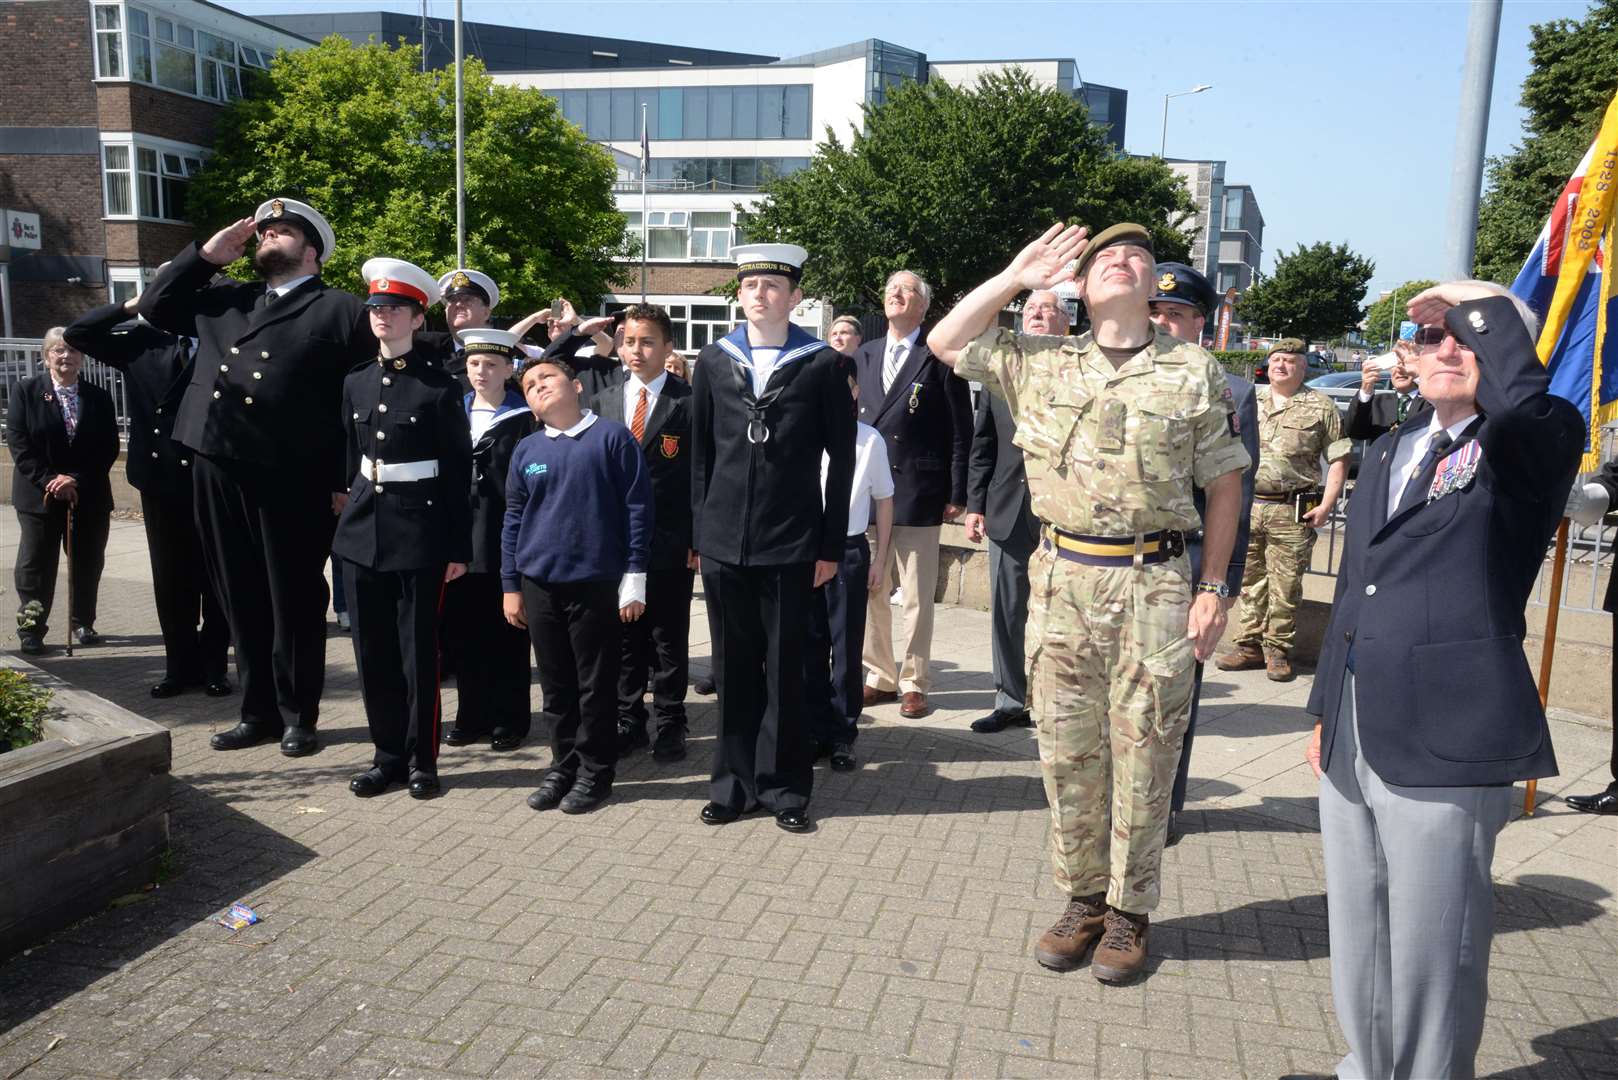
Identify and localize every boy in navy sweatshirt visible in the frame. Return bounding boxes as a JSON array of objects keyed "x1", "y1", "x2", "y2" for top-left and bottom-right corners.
[{"x1": 503, "y1": 357, "x2": 652, "y2": 814}]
